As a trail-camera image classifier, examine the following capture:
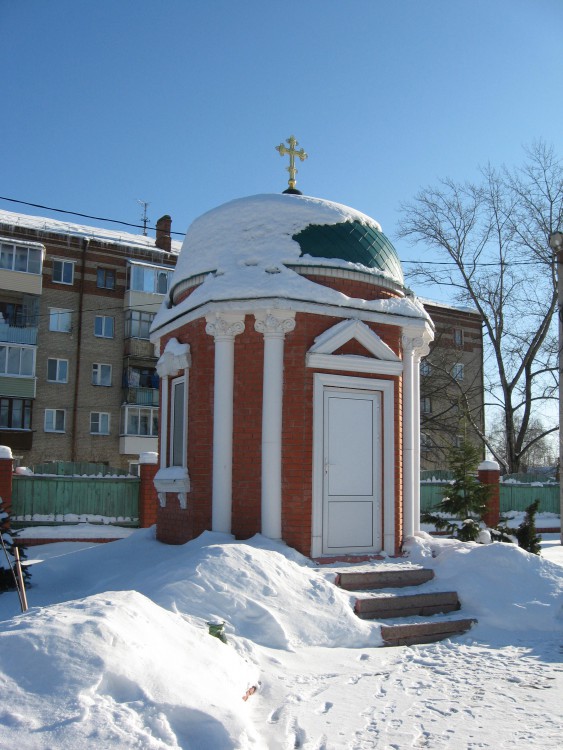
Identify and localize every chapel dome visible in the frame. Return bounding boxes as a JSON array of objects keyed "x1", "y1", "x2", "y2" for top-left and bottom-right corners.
[
  {"x1": 151, "y1": 192, "x2": 421, "y2": 335},
  {"x1": 170, "y1": 192, "x2": 403, "y2": 289}
]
